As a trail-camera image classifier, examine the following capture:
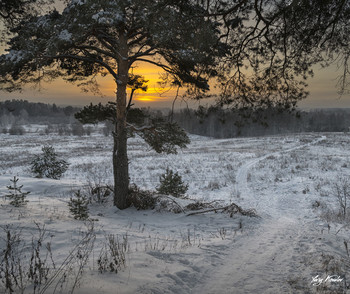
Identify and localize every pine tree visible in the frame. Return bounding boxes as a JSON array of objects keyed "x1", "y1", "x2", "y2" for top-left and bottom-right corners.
[
  {"x1": 5, "y1": 176, "x2": 30, "y2": 207},
  {"x1": 31, "y1": 146, "x2": 69, "y2": 179},
  {"x1": 0, "y1": 0, "x2": 225, "y2": 209},
  {"x1": 156, "y1": 168, "x2": 188, "y2": 198},
  {"x1": 68, "y1": 190, "x2": 89, "y2": 220}
]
